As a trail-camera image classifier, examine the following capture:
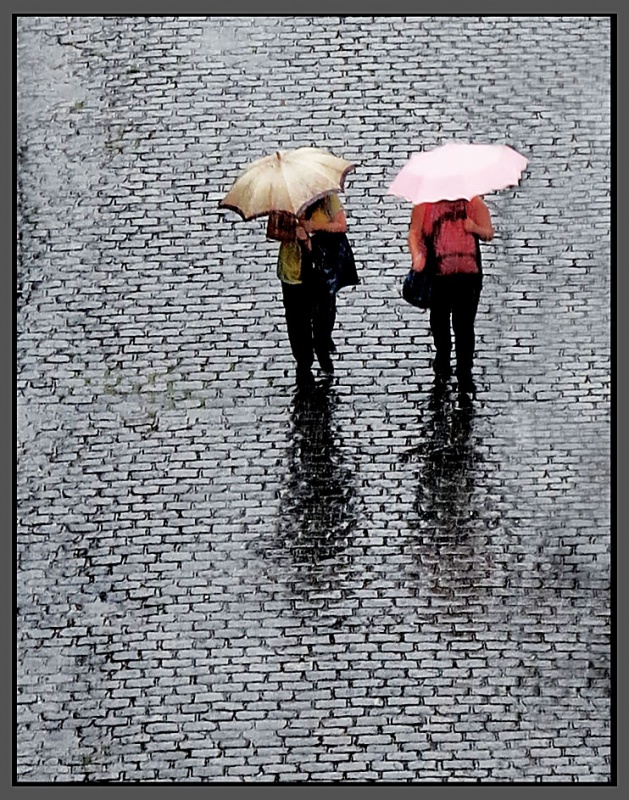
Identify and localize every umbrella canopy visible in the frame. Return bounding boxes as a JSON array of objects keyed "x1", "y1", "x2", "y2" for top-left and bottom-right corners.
[
  {"x1": 387, "y1": 142, "x2": 528, "y2": 205},
  {"x1": 219, "y1": 147, "x2": 355, "y2": 221}
]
